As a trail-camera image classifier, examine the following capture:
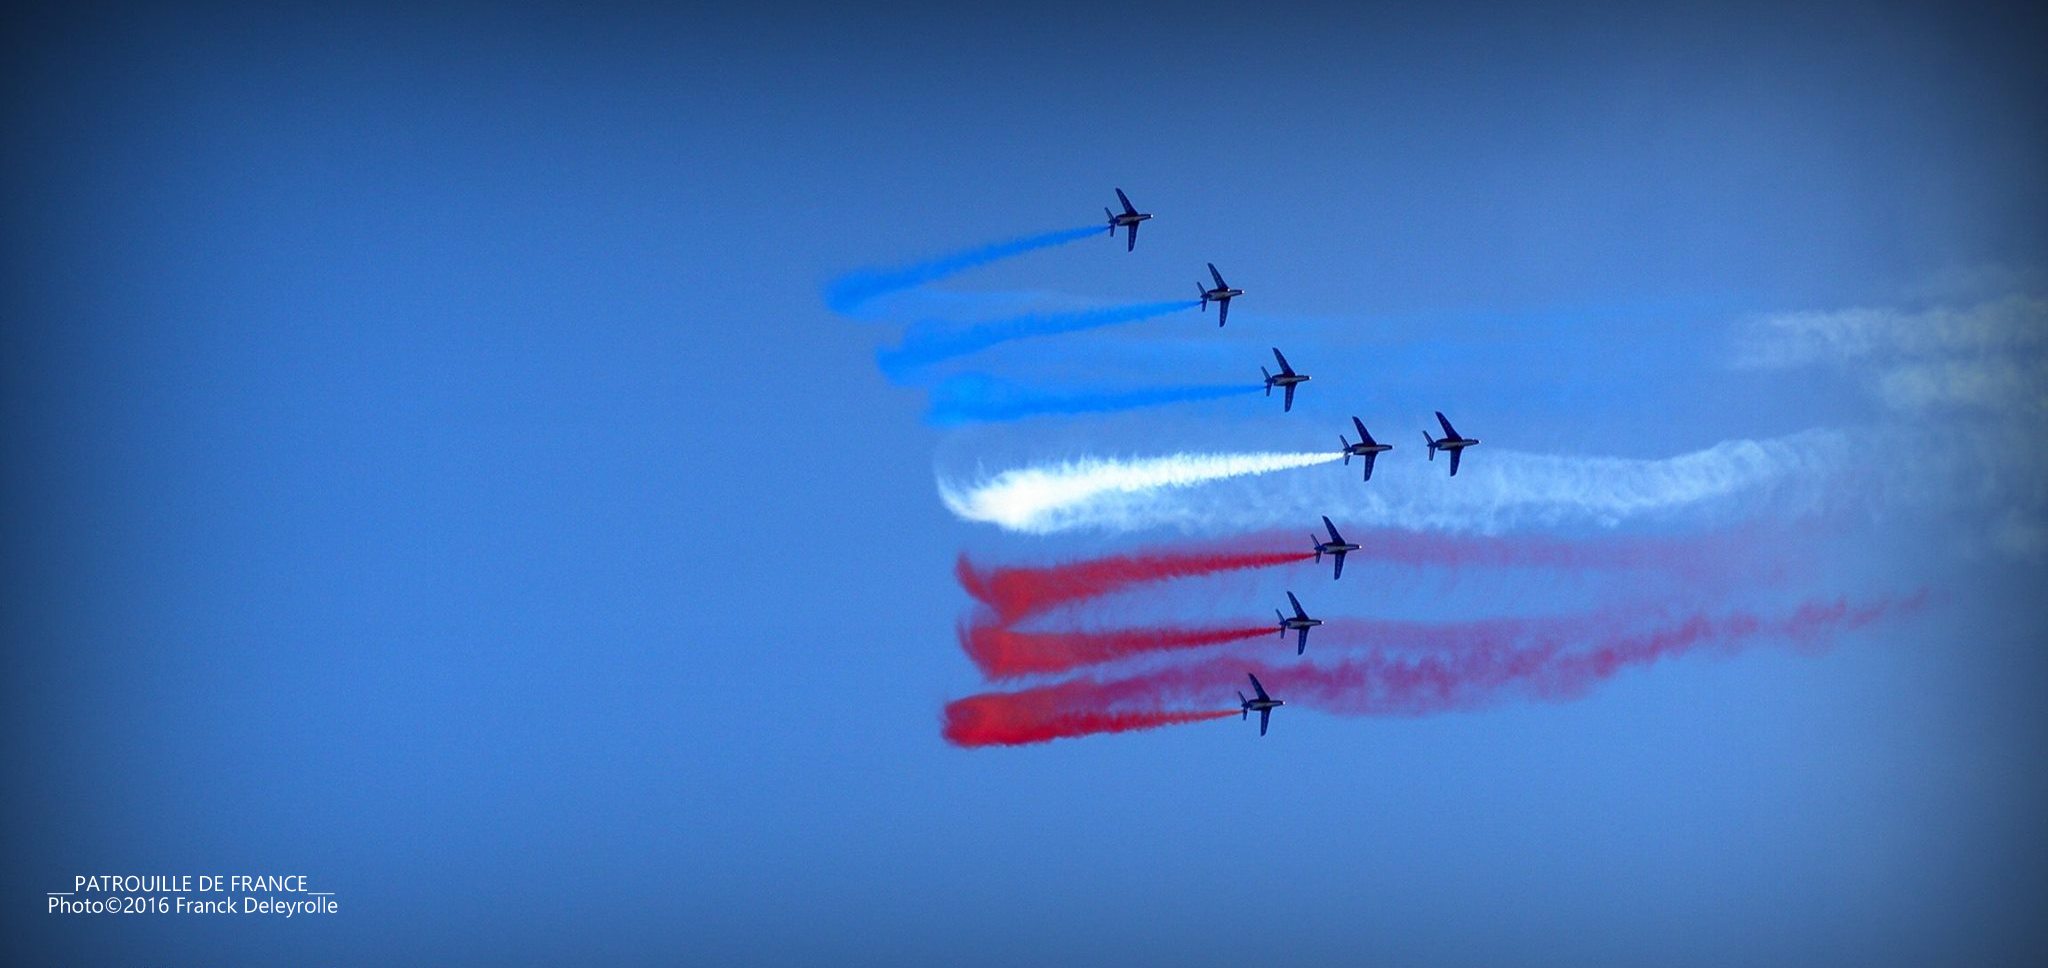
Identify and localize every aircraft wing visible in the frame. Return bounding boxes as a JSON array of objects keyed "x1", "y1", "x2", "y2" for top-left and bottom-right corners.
[
  {"x1": 1287, "y1": 591, "x2": 1306, "y2": 618},
  {"x1": 1217, "y1": 299, "x2": 1228, "y2": 328},
  {"x1": 1332, "y1": 551, "x2": 1345, "y2": 579},
  {"x1": 1259, "y1": 707, "x2": 1271, "y2": 736},
  {"x1": 1126, "y1": 221, "x2": 1138, "y2": 252},
  {"x1": 1352, "y1": 416, "x2": 1371, "y2": 444},
  {"x1": 1247, "y1": 673, "x2": 1270, "y2": 701},
  {"x1": 1322, "y1": 515, "x2": 1345, "y2": 544},
  {"x1": 1283, "y1": 383, "x2": 1296, "y2": 412},
  {"x1": 1436, "y1": 410, "x2": 1461, "y2": 440},
  {"x1": 1296, "y1": 627, "x2": 1309, "y2": 655},
  {"x1": 1271, "y1": 347, "x2": 1295, "y2": 375},
  {"x1": 1116, "y1": 187, "x2": 1137, "y2": 215},
  {"x1": 1361, "y1": 452, "x2": 1377, "y2": 481},
  {"x1": 1449, "y1": 448, "x2": 1462, "y2": 477},
  {"x1": 1209, "y1": 263, "x2": 1227, "y2": 289}
]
